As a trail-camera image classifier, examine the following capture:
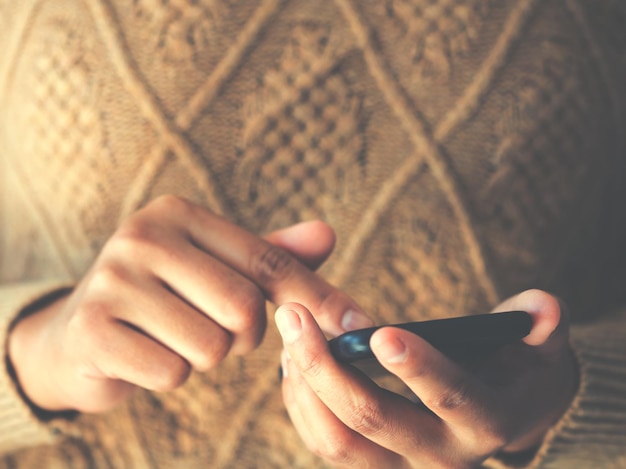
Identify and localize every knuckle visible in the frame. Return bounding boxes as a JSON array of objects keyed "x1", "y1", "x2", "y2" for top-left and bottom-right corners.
[
  {"x1": 153, "y1": 358, "x2": 191, "y2": 392},
  {"x1": 249, "y1": 245, "x2": 295, "y2": 286},
  {"x1": 68, "y1": 300, "x2": 111, "y2": 337},
  {"x1": 344, "y1": 399, "x2": 387, "y2": 436},
  {"x1": 298, "y1": 348, "x2": 325, "y2": 379},
  {"x1": 431, "y1": 378, "x2": 473, "y2": 412},
  {"x1": 225, "y1": 285, "x2": 266, "y2": 332},
  {"x1": 111, "y1": 217, "x2": 164, "y2": 257},
  {"x1": 88, "y1": 263, "x2": 130, "y2": 293},
  {"x1": 310, "y1": 434, "x2": 354, "y2": 465},
  {"x1": 66, "y1": 301, "x2": 115, "y2": 358},
  {"x1": 193, "y1": 332, "x2": 233, "y2": 371}
]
